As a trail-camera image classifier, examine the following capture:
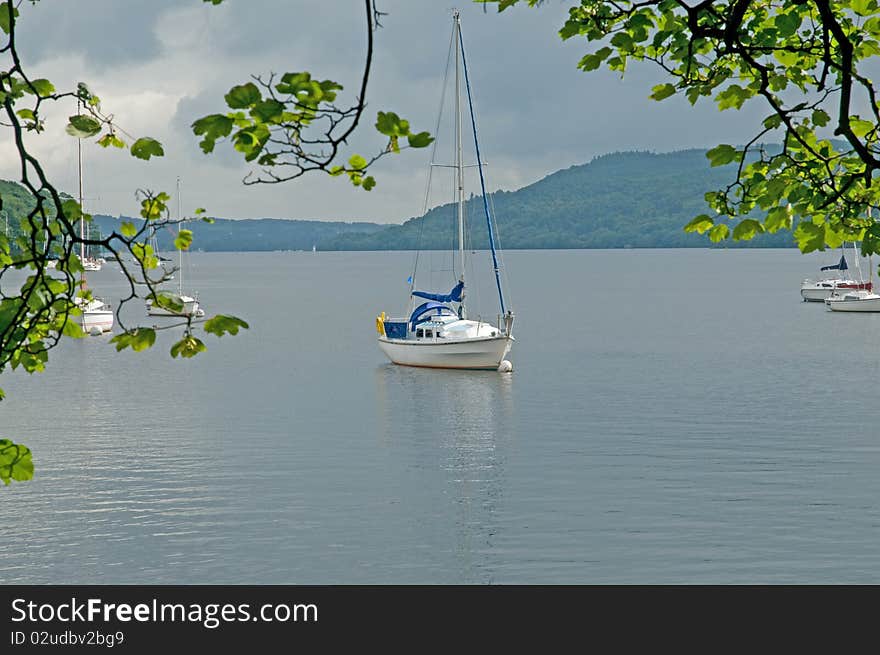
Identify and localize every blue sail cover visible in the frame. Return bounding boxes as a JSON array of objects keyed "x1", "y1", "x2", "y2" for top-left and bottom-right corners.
[
  {"x1": 412, "y1": 280, "x2": 464, "y2": 303},
  {"x1": 821, "y1": 255, "x2": 848, "y2": 271},
  {"x1": 409, "y1": 301, "x2": 456, "y2": 329}
]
